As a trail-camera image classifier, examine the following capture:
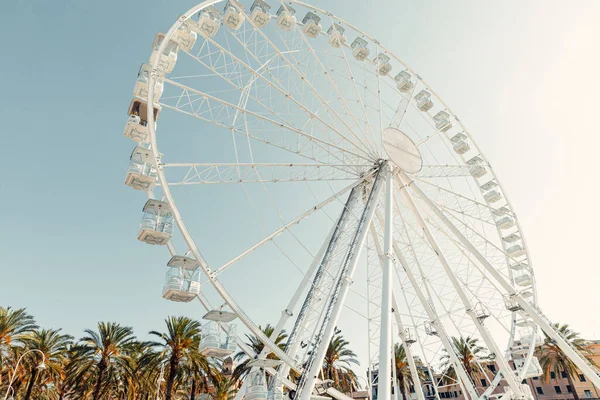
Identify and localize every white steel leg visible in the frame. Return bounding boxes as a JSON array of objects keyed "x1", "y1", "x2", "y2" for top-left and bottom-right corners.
[
  {"x1": 378, "y1": 166, "x2": 394, "y2": 400},
  {"x1": 297, "y1": 166, "x2": 387, "y2": 400},
  {"x1": 396, "y1": 174, "x2": 525, "y2": 398},
  {"x1": 404, "y1": 173, "x2": 600, "y2": 390}
]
